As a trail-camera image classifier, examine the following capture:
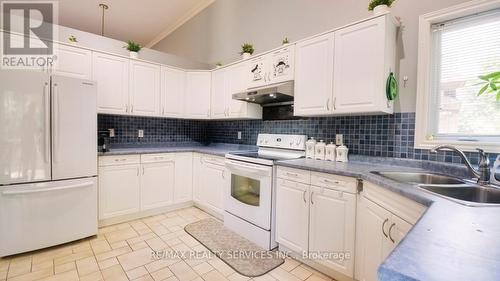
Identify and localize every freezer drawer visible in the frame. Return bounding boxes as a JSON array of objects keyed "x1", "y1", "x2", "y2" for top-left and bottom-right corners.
[{"x1": 0, "y1": 177, "x2": 98, "y2": 257}]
